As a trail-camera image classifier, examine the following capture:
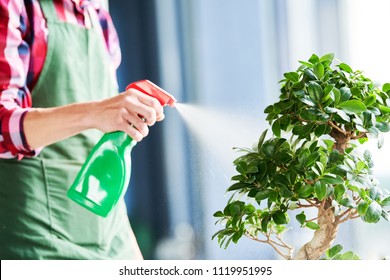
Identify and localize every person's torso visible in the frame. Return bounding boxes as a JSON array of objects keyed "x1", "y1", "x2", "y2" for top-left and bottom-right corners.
[{"x1": 21, "y1": 0, "x2": 120, "y2": 91}]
